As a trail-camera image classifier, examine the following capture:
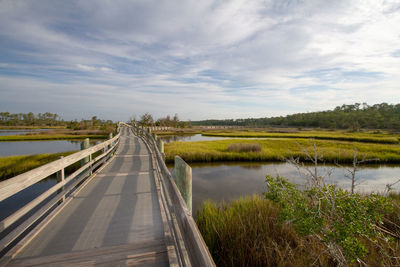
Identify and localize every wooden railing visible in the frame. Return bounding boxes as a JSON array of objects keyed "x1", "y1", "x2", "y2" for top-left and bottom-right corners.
[
  {"x1": 127, "y1": 123, "x2": 215, "y2": 267},
  {"x1": 0, "y1": 128, "x2": 121, "y2": 254}
]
